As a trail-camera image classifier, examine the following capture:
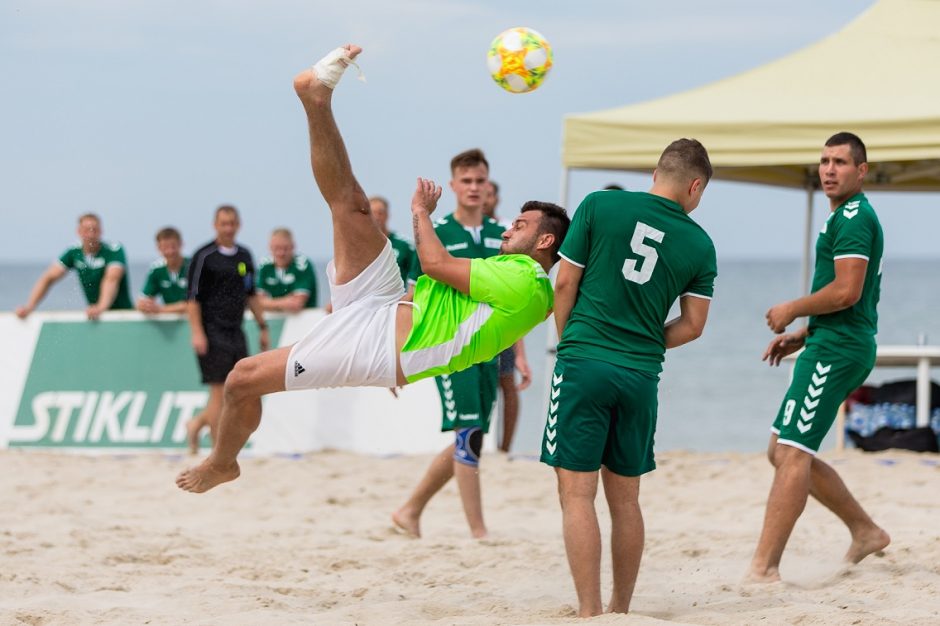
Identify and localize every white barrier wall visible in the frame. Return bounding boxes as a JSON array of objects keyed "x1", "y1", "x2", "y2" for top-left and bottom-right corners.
[{"x1": 0, "y1": 310, "x2": 462, "y2": 455}]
